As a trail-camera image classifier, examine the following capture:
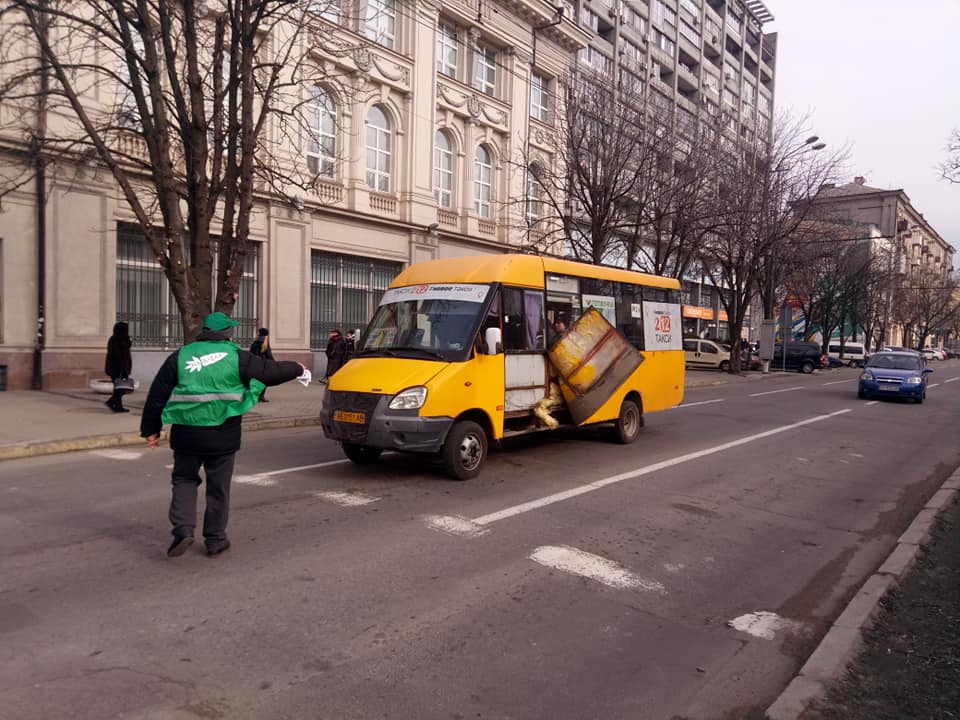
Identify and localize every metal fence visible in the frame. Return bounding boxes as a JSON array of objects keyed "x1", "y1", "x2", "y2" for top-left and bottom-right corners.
[
  {"x1": 310, "y1": 250, "x2": 400, "y2": 349},
  {"x1": 116, "y1": 223, "x2": 259, "y2": 349}
]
